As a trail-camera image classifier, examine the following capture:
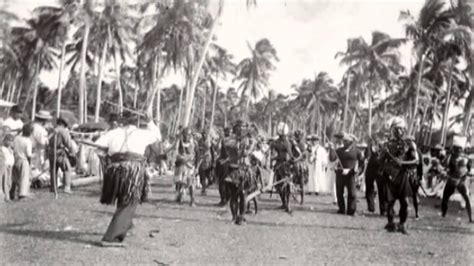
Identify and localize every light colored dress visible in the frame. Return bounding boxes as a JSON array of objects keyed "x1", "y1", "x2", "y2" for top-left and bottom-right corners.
[{"x1": 307, "y1": 144, "x2": 328, "y2": 193}]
